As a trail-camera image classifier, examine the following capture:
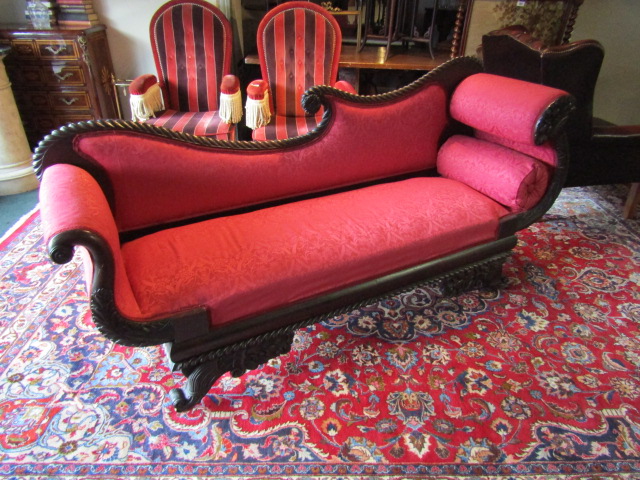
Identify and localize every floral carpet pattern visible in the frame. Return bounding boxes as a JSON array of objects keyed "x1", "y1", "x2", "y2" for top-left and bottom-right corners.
[{"x1": 0, "y1": 185, "x2": 639, "y2": 479}]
